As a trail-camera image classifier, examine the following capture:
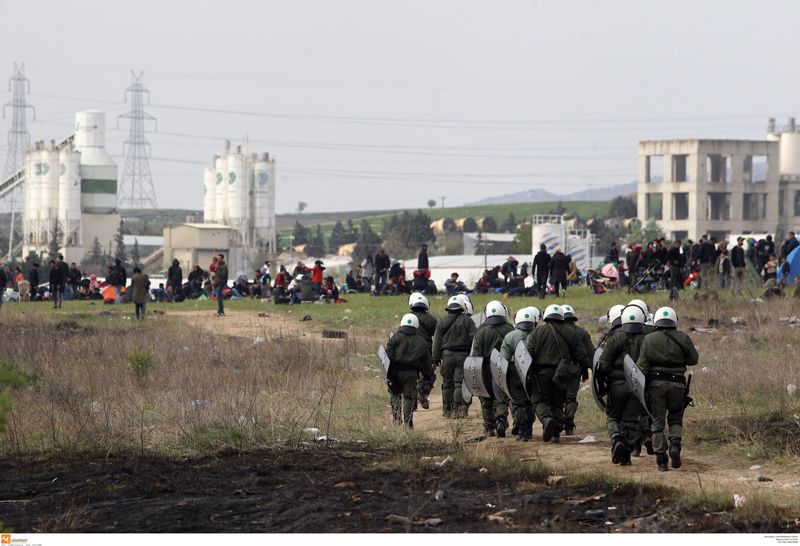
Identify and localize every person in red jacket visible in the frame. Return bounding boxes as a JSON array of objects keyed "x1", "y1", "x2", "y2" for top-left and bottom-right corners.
[
  {"x1": 274, "y1": 265, "x2": 289, "y2": 298},
  {"x1": 311, "y1": 260, "x2": 326, "y2": 297}
]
